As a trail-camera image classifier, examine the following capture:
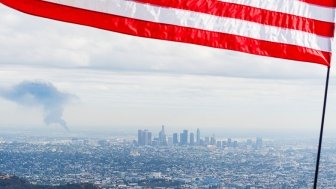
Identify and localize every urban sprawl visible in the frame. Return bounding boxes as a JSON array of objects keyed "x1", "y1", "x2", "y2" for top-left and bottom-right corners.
[{"x1": 0, "y1": 128, "x2": 336, "y2": 189}]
